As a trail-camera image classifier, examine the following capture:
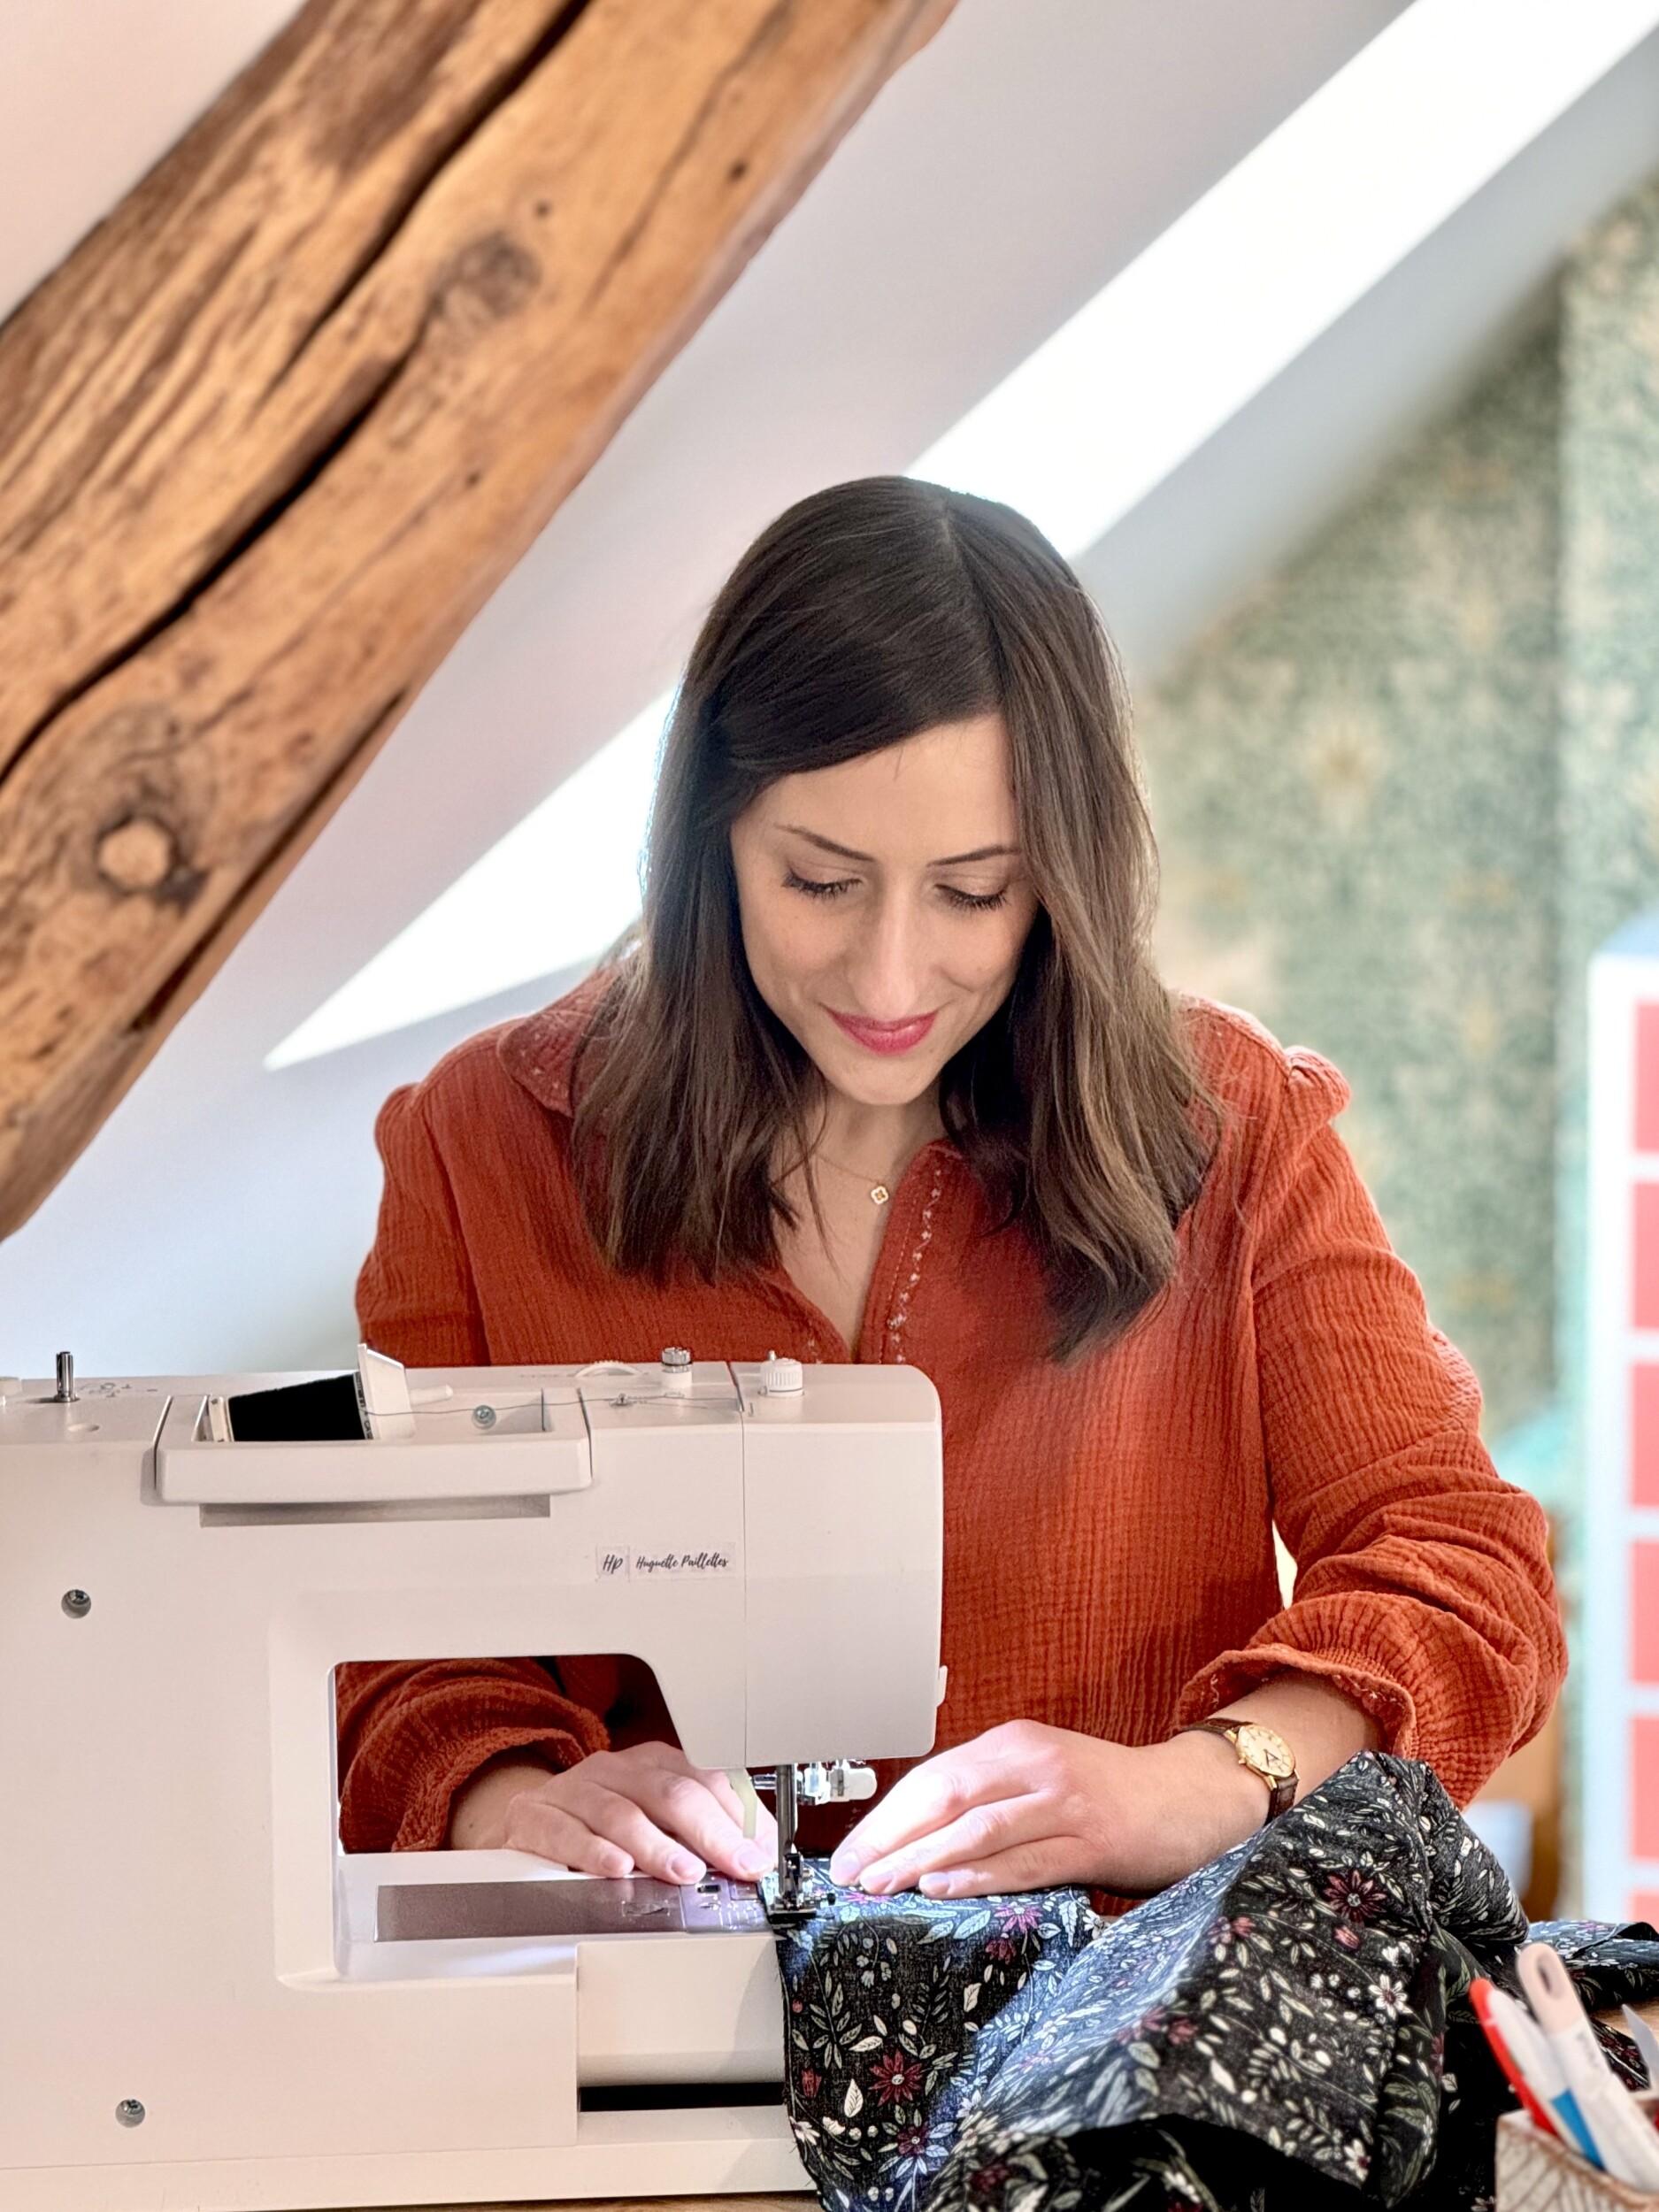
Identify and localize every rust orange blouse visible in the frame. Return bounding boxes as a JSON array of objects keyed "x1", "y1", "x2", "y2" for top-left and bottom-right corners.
[{"x1": 339, "y1": 981, "x2": 1563, "y2": 1854}]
